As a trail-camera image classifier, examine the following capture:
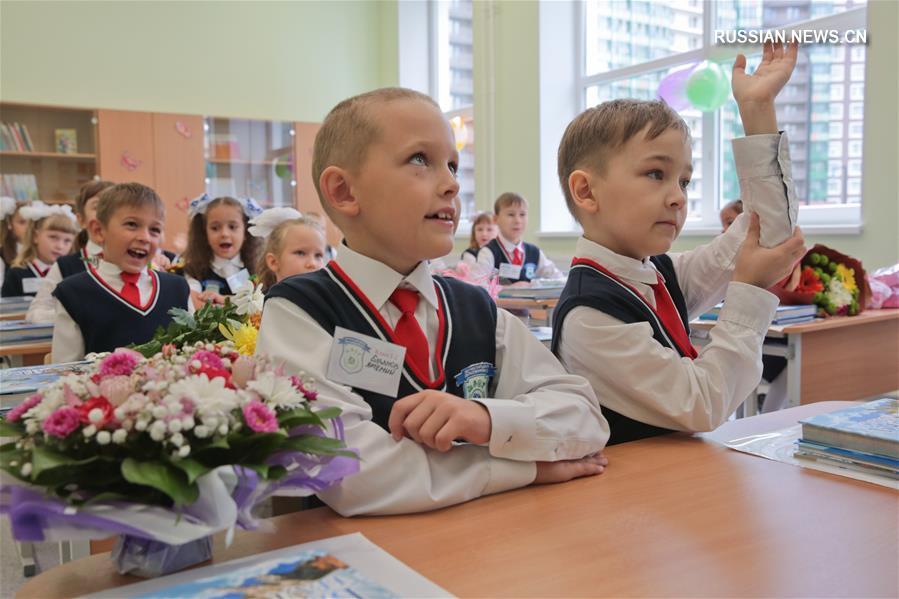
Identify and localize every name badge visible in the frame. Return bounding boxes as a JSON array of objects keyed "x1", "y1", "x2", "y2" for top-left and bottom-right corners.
[
  {"x1": 226, "y1": 268, "x2": 251, "y2": 292},
  {"x1": 23, "y1": 278, "x2": 40, "y2": 294},
  {"x1": 326, "y1": 326, "x2": 406, "y2": 397},
  {"x1": 498, "y1": 262, "x2": 522, "y2": 280}
]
